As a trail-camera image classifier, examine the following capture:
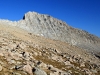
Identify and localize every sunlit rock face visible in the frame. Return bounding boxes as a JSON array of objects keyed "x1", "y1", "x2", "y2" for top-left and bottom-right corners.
[
  {"x1": 0, "y1": 11, "x2": 100, "y2": 53},
  {"x1": 0, "y1": 11, "x2": 100, "y2": 75}
]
